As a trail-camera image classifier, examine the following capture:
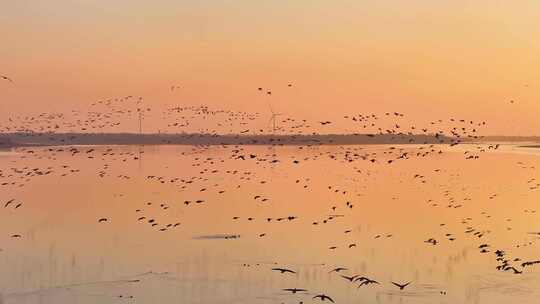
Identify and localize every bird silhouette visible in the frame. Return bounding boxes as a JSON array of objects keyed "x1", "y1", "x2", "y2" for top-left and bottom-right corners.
[
  {"x1": 283, "y1": 288, "x2": 307, "y2": 294},
  {"x1": 391, "y1": 281, "x2": 412, "y2": 290},
  {"x1": 313, "y1": 294, "x2": 334, "y2": 303},
  {"x1": 1, "y1": 75, "x2": 13, "y2": 82},
  {"x1": 329, "y1": 267, "x2": 348, "y2": 273},
  {"x1": 271, "y1": 267, "x2": 296, "y2": 274},
  {"x1": 340, "y1": 275, "x2": 358, "y2": 282}
]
